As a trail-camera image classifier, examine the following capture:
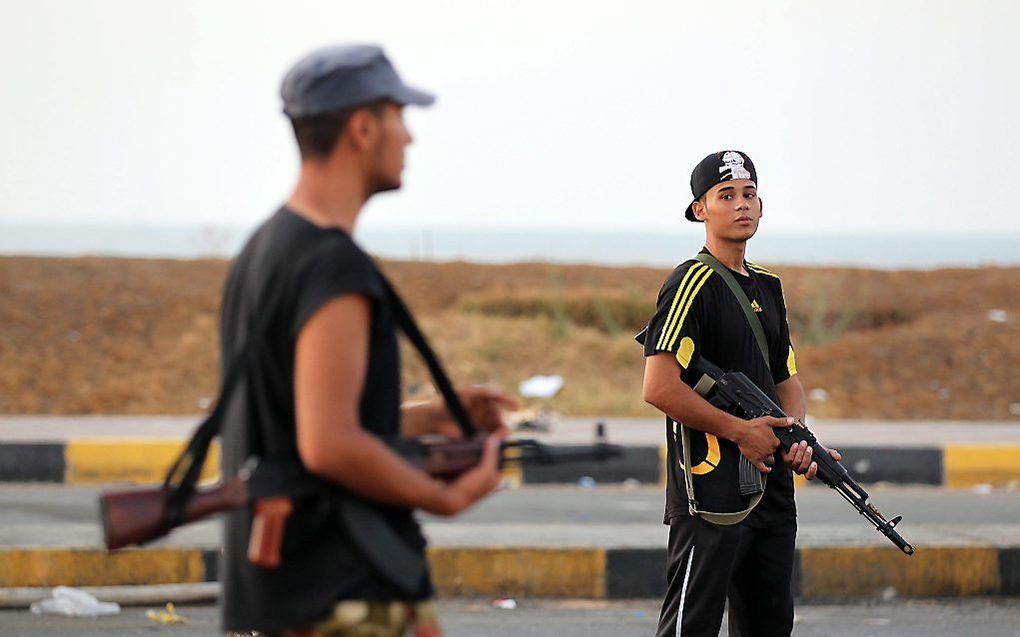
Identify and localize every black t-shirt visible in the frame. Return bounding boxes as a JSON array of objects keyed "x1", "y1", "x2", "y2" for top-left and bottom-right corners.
[
  {"x1": 638, "y1": 248, "x2": 799, "y2": 528},
  {"x1": 219, "y1": 207, "x2": 431, "y2": 633}
]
